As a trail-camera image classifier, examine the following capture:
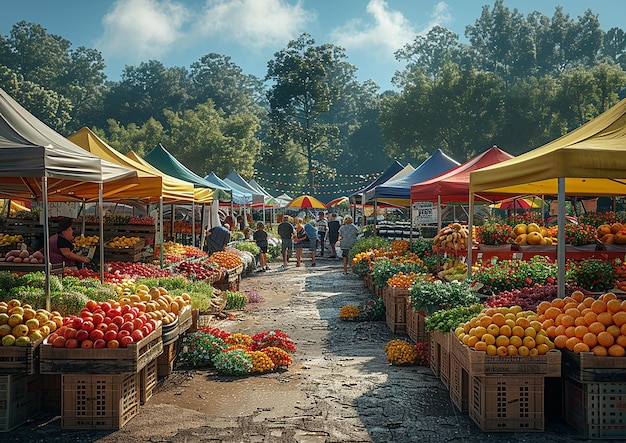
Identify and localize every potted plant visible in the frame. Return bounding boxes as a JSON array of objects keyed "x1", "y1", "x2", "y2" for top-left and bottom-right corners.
[{"x1": 474, "y1": 218, "x2": 513, "y2": 251}]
